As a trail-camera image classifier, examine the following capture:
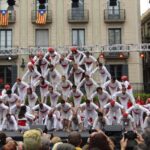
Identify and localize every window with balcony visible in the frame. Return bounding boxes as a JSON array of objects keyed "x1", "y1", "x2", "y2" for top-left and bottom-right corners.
[
  {"x1": 35, "y1": 29, "x2": 49, "y2": 47},
  {"x1": 72, "y1": 29, "x2": 85, "y2": 46},
  {"x1": 0, "y1": 30, "x2": 12, "y2": 49}
]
